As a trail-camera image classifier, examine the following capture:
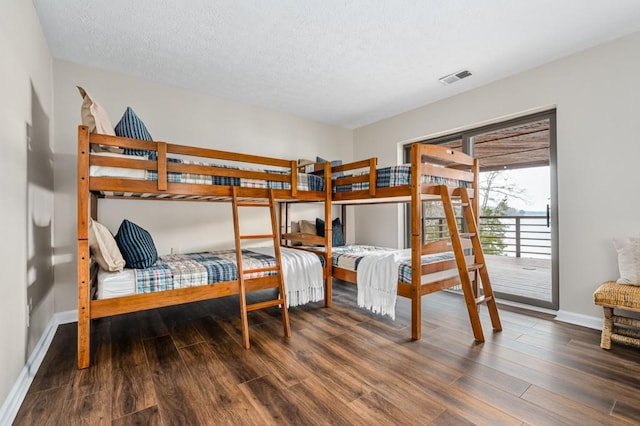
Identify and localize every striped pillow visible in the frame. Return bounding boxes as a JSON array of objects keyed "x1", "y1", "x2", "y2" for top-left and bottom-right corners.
[
  {"x1": 315, "y1": 217, "x2": 345, "y2": 246},
  {"x1": 114, "y1": 107, "x2": 153, "y2": 157},
  {"x1": 316, "y1": 156, "x2": 344, "y2": 178},
  {"x1": 115, "y1": 219, "x2": 158, "y2": 269}
]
